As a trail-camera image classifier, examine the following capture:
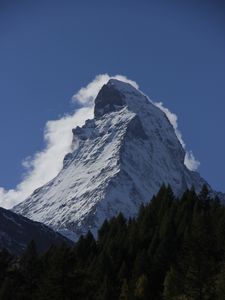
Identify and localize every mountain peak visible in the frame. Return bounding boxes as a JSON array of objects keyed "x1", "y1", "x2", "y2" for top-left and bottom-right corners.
[
  {"x1": 94, "y1": 79, "x2": 147, "y2": 118},
  {"x1": 107, "y1": 78, "x2": 139, "y2": 94},
  {"x1": 94, "y1": 80, "x2": 125, "y2": 118},
  {"x1": 13, "y1": 80, "x2": 210, "y2": 240}
]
